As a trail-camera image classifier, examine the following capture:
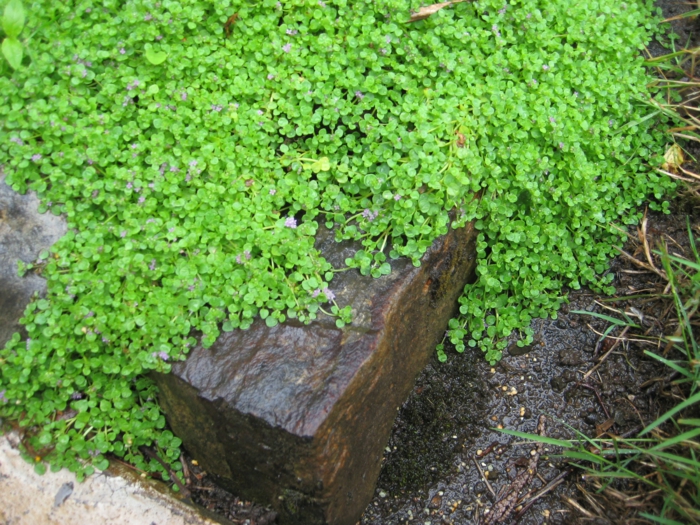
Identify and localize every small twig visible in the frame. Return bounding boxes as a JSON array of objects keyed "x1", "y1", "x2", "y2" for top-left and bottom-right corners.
[
  {"x1": 578, "y1": 383, "x2": 611, "y2": 419},
  {"x1": 639, "y1": 209, "x2": 663, "y2": 277},
  {"x1": 514, "y1": 469, "x2": 572, "y2": 521},
  {"x1": 562, "y1": 496, "x2": 595, "y2": 518},
  {"x1": 583, "y1": 326, "x2": 630, "y2": 381},
  {"x1": 585, "y1": 324, "x2": 648, "y2": 344},
  {"x1": 139, "y1": 446, "x2": 191, "y2": 500},
  {"x1": 472, "y1": 456, "x2": 497, "y2": 498},
  {"x1": 180, "y1": 453, "x2": 191, "y2": 486},
  {"x1": 614, "y1": 246, "x2": 667, "y2": 279},
  {"x1": 482, "y1": 416, "x2": 546, "y2": 525}
]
